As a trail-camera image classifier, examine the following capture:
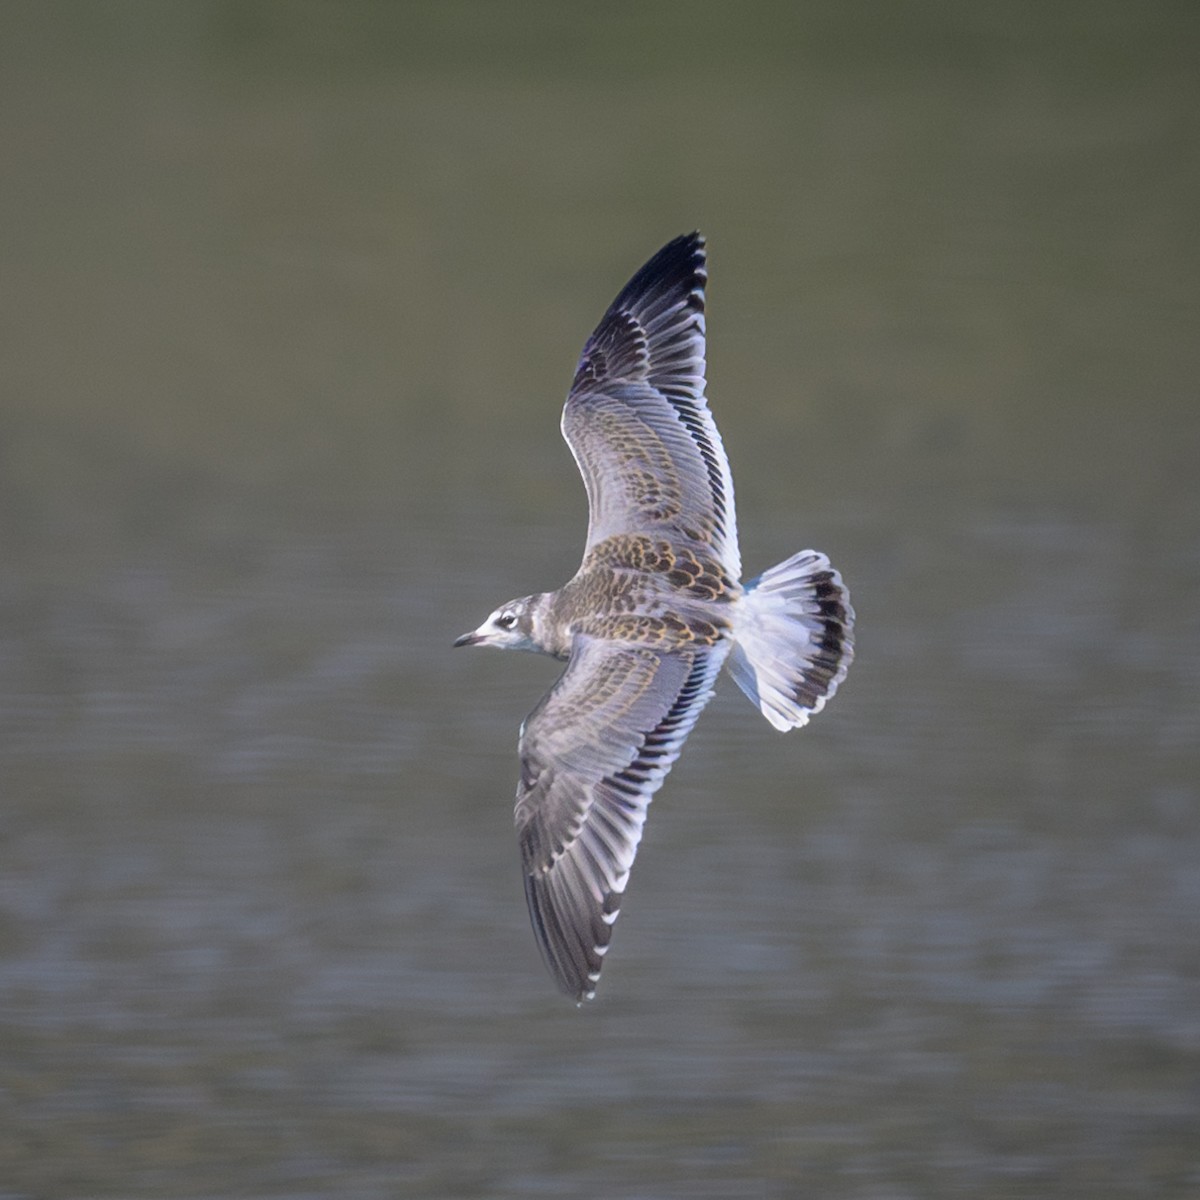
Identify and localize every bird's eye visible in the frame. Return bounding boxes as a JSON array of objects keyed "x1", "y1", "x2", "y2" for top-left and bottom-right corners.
[{"x1": 497, "y1": 613, "x2": 517, "y2": 630}]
